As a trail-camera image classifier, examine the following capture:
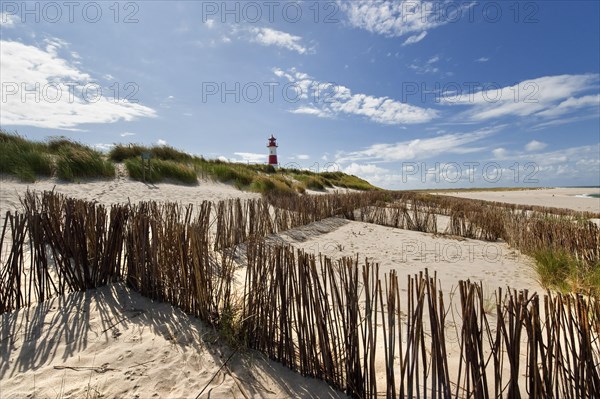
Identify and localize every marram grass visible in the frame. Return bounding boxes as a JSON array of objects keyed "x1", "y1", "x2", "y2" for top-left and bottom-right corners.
[{"x1": 2, "y1": 130, "x2": 379, "y2": 191}]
